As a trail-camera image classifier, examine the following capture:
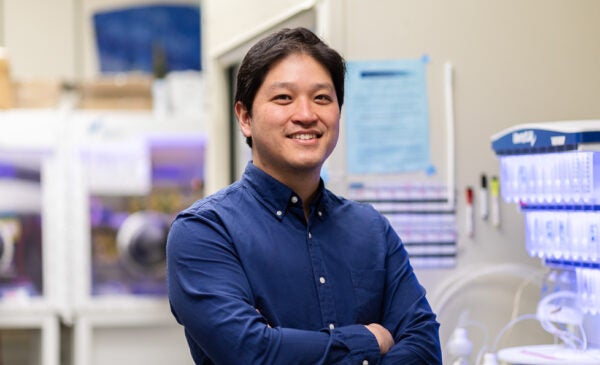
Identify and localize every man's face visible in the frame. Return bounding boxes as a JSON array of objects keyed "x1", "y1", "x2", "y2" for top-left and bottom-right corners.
[{"x1": 236, "y1": 53, "x2": 340, "y2": 181}]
